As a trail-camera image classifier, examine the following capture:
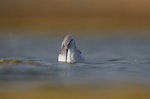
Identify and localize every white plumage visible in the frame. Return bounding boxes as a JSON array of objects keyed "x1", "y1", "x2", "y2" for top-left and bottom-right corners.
[{"x1": 58, "y1": 34, "x2": 84, "y2": 64}]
